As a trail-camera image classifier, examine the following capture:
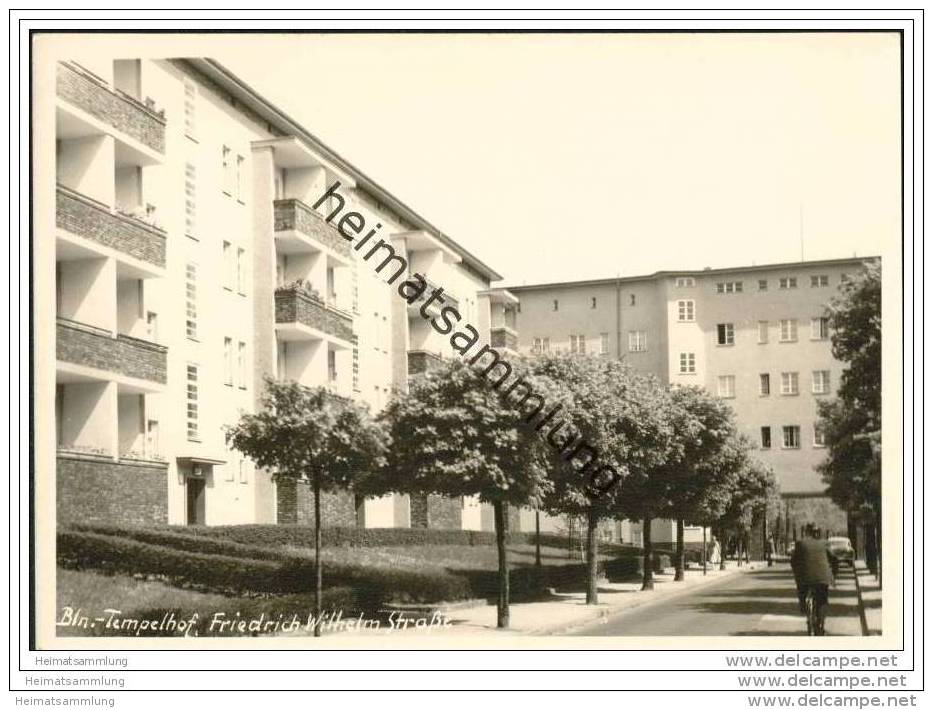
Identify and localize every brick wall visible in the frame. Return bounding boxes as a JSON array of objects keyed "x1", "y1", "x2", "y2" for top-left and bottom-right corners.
[
  {"x1": 274, "y1": 288, "x2": 354, "y2": 342},
  {"x1": 490, "y1": 327, "x2": 518, "y2": 352},
  {"x1": 409, "y1": 494, "x2": 429, "y2": 528},
  {"x1": 273, "y1": 200, "x2": 352, "y2": 257},
  {"x1": 57, "y1": 454, "x2": 168, "y2": 526},
  {"x1": 407, "y1": 350, "x2": 443, "y2": 376},
  {"x1": 57, "y1": 187, "x2": 167, "y2": 268},
  {"x1": 276, "y1": 480, "x2": 358, "y2": 527},
  {"x1": 57, "y1": 320, "x2": 167, "y2": 384},
  {"x1": 428, "y1": 495, "x2": 462, "y2": 530},
  {"x1": 57, "y1": 62, "x2": 166, "y2": 153}
]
